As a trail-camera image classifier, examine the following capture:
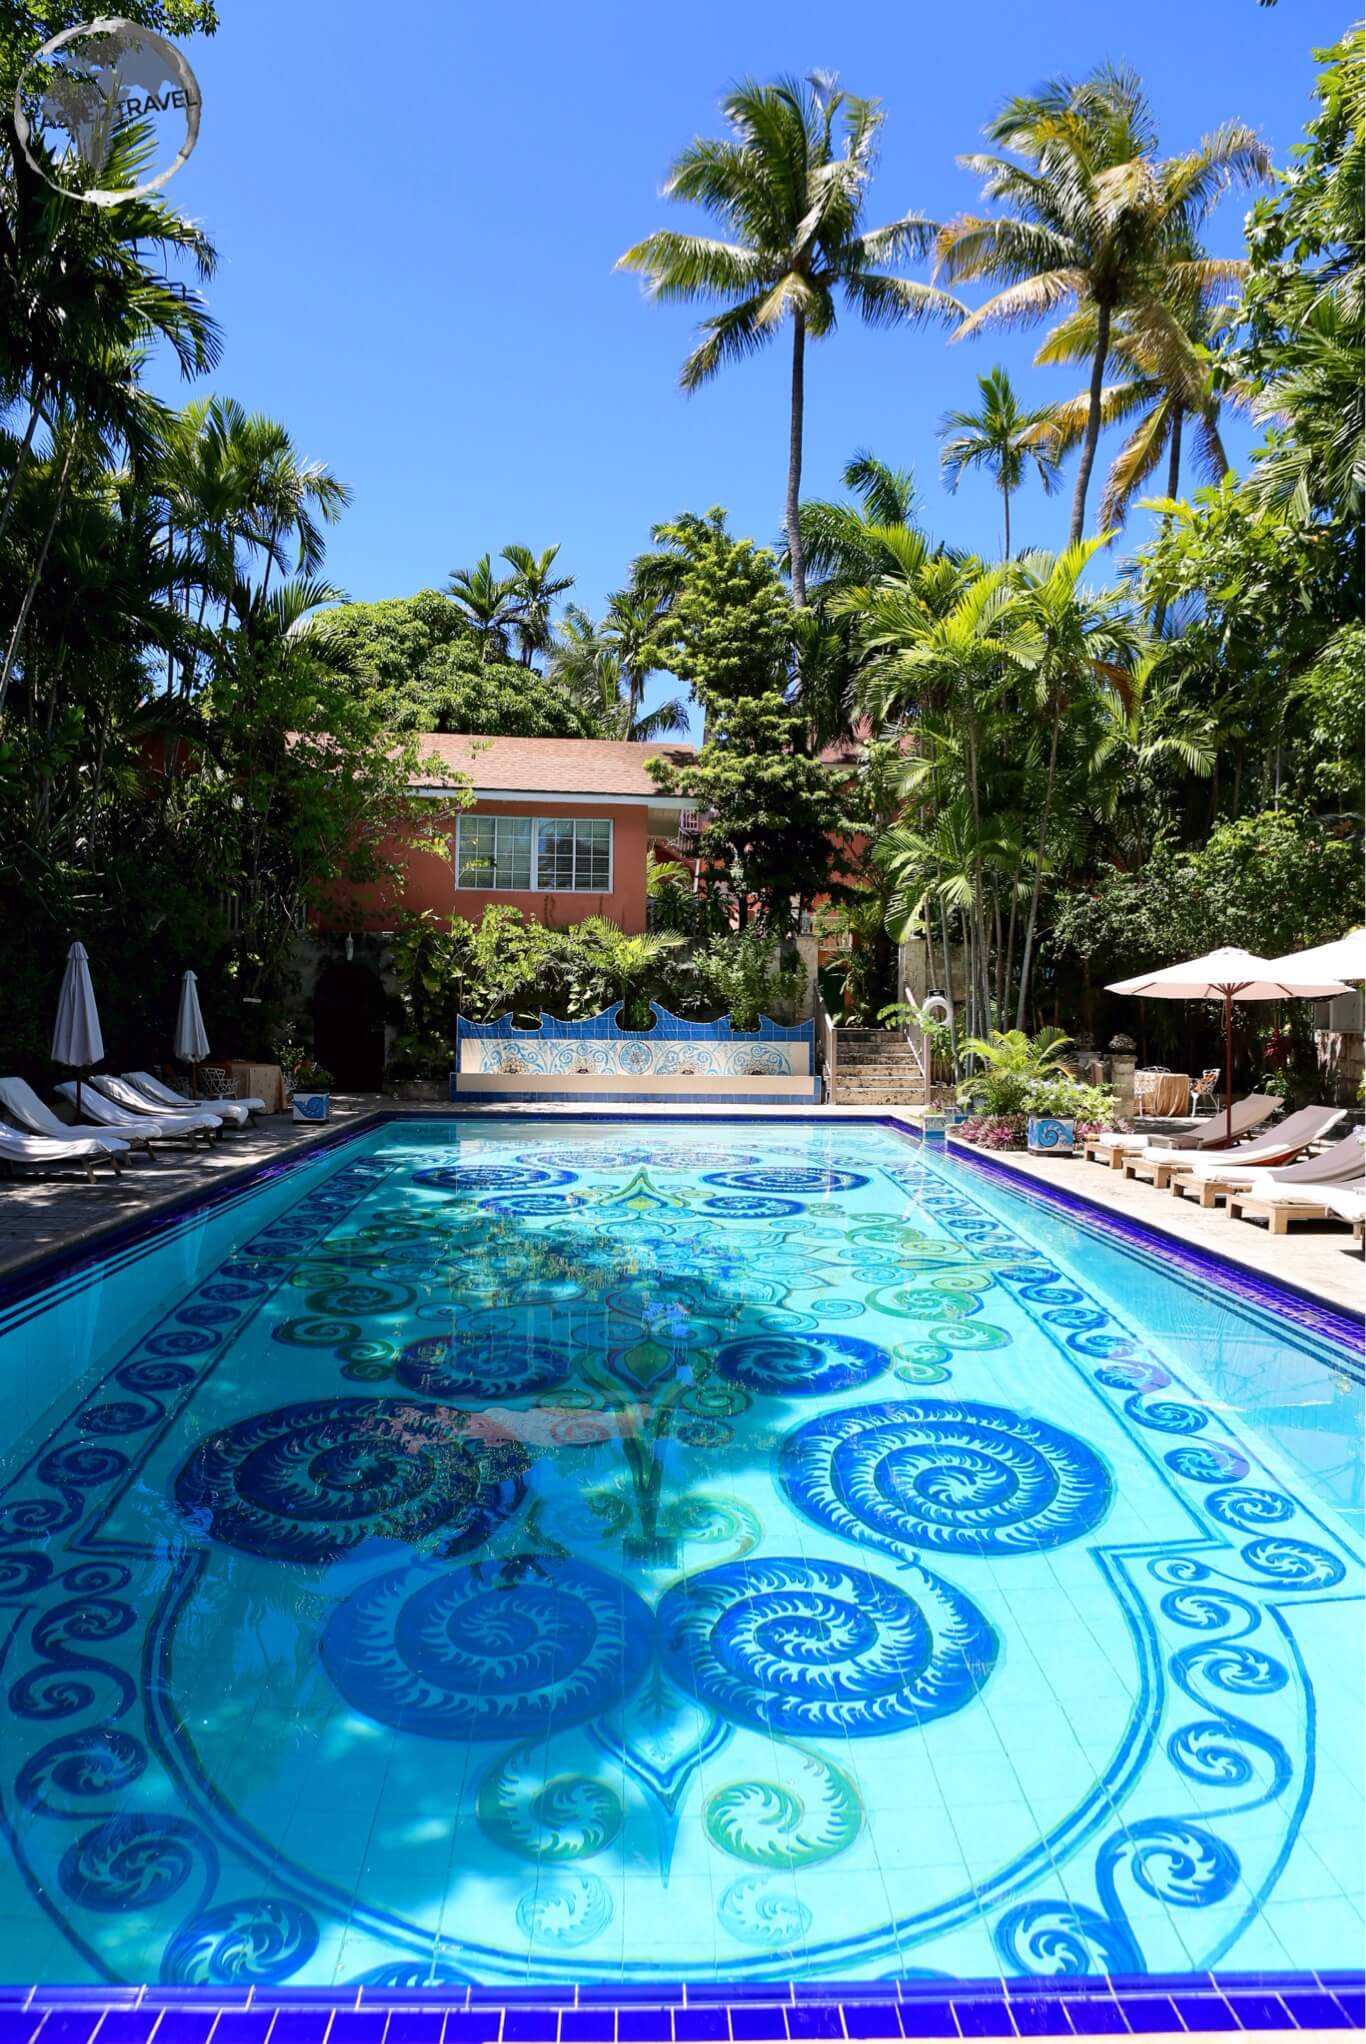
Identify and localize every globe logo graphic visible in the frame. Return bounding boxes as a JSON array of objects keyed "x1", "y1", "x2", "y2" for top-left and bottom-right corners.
[{"x1": 15, "y1": 16, "x2": 202, "y2": 206}]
